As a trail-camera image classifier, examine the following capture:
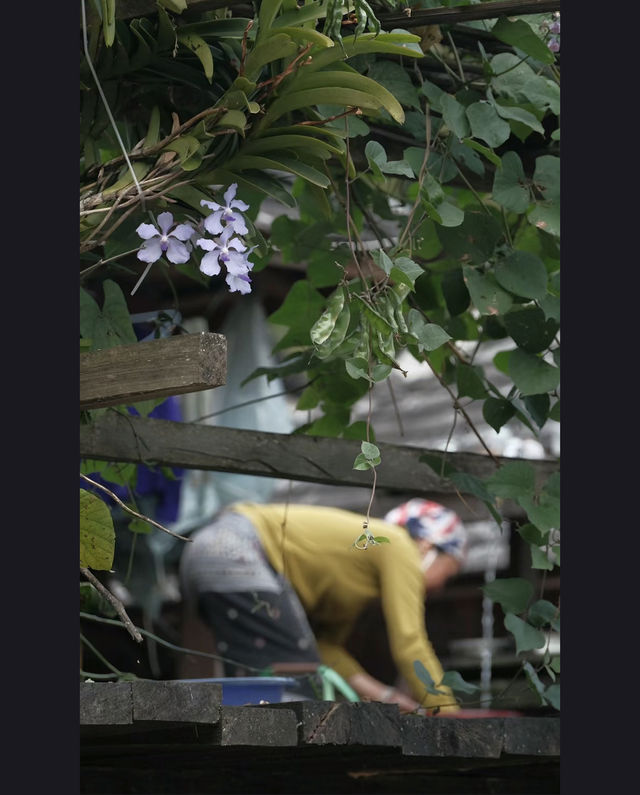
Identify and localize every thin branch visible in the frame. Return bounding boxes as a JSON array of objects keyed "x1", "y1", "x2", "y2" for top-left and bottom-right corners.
[
  {"x1": 396, "y1": 106, "x2": 432, "y2": 252},
  {"x1": 80, "y1": 473, "x2": 192, "y2": 542},
  {"x1": 421, "y1": 358, "x2": 502, "y2": 467},
  {"x1": 80, "y1": 568, "x2": 143, "y2": 643}
]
